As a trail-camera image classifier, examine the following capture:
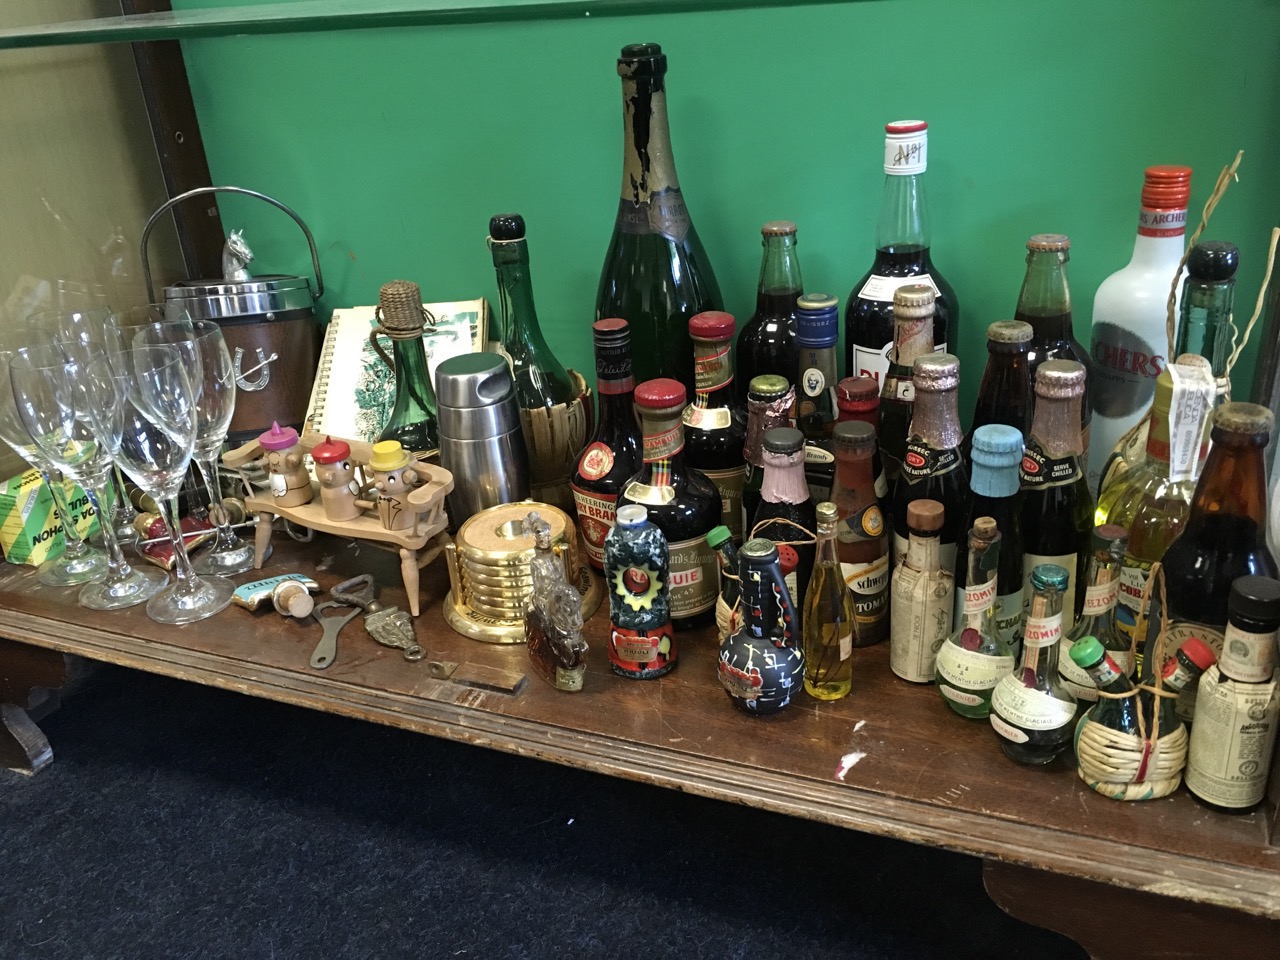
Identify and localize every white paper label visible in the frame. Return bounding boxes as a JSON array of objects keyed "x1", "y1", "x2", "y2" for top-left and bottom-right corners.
[
  {"x1": 989, "y1": 713, "x2": 1030, "y2": 742},
  {"x1": 1022, "y1": 613, "x2": 1063, "y2": 649},
  {"x1": 856, "y1": 273, "x2": 941, "y2": 304},
  {"x1": 1165, "y1": 620, "x2": 1227, "y2": 721},
  {"x1": 894, "y1": 533, "x2": 957, "y2": 576},
  {"x1": 1220, "y1": 621, "x2": 1279, "y2": 683},
  {"x1": 936, "y1": 644, "x2": 1014, "y2": 691},
  {"x1": 884, "y1": 129, "x2": 928, "y2": 175},
  {"x1": 964, "y1": 580, "x2": 998, "y2": 616},
  {"x1": 1083, "y1": 579, "x2": 1119, "y2": 615},
  {"x1": 853, "y1": 342, "x2": 894, "y2": 385},
  {"x1": 940, "y1": 686, "x2": 985, "y2": 707},
  {"x1": 843, "y1": 553, "x2": 890, "y2": 596},
  {"x1": 991, "y1": 677, "x2": 1077, "y2": 730},
  {"x1": 839, "y1": 630, "x2": 853, "y2": 661},
  {"x1": 1185, "y1": 668, "x2": 1280, "y2": 808},
  {"x1": 1166, "y1": 361, "x2": 1214, "y2": 484}
]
